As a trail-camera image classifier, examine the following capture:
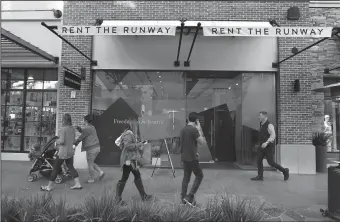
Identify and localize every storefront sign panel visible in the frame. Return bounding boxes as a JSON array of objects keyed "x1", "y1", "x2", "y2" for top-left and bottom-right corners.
[
  {"x1": 59, "y1": 26, "x2": 177, "y2": 36},
  {"x1": 203, "y1": 27, "x2": 333, "y2": 37},
  {"x1": 64, "y1": 70, "x2": 81, "y2": 90}
]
